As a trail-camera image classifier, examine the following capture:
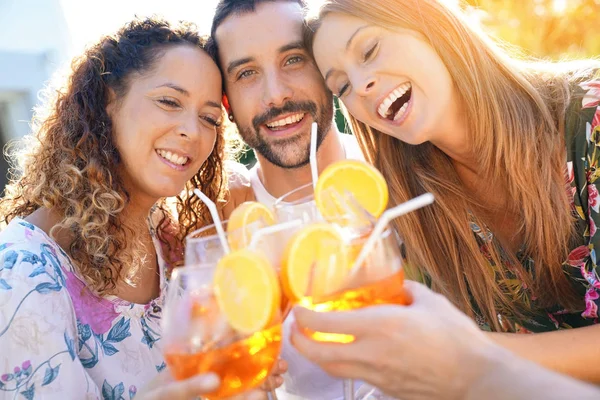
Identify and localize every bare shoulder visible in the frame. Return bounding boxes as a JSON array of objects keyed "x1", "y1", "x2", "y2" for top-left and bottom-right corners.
[{"x1": 219, "y1": 161, "x2": 256, "y2": 219}]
